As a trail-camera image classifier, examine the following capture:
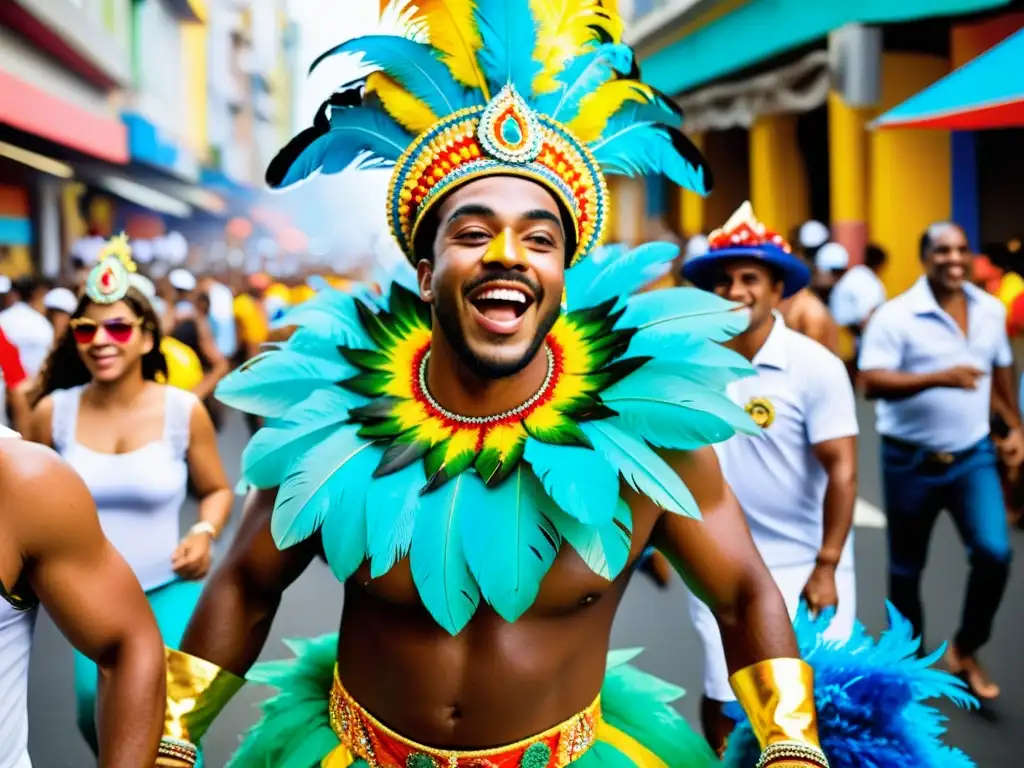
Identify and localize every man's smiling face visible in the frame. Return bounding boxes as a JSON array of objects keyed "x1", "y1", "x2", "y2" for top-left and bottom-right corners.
[{"x1": 417, "y1": 176, "x2": 567, "y2": 379}]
